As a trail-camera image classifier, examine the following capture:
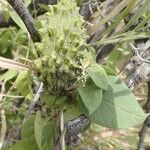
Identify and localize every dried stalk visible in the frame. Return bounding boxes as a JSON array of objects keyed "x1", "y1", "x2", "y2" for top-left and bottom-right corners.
[{"x1": 0, "y1": 82, "x2": 7, "y2": 149}]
